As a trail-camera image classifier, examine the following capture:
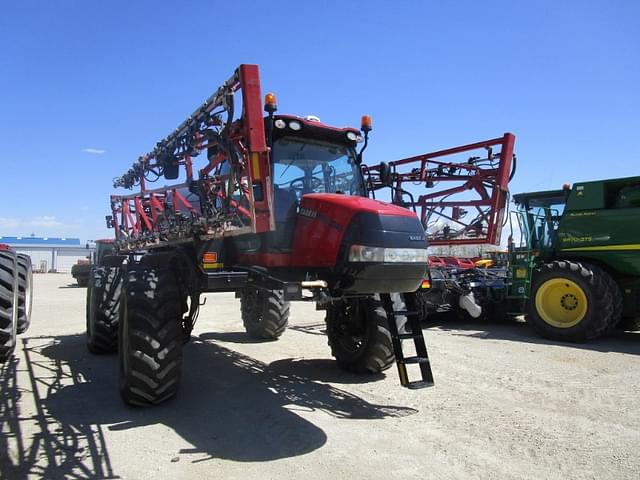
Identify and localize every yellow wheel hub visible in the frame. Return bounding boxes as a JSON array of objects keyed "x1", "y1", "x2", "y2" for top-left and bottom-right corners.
[{"x1": 535, "y1": 278, "x2": 588, "y2": 328}]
